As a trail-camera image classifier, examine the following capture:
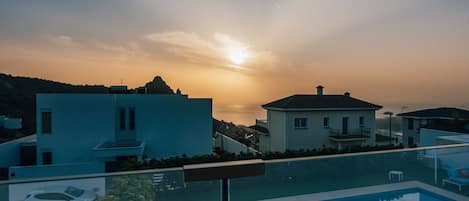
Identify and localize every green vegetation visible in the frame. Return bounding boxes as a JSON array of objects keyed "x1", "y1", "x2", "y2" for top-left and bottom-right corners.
[
  {"x1": 114, "y1": 144, "x2": 402, "y2": 172},
  {"x1": 143, "y1": 76, "x2": 174, "y2": 94},
  {"x1": 102, "y1": 174, "x2": 155, "y2": 201}
]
